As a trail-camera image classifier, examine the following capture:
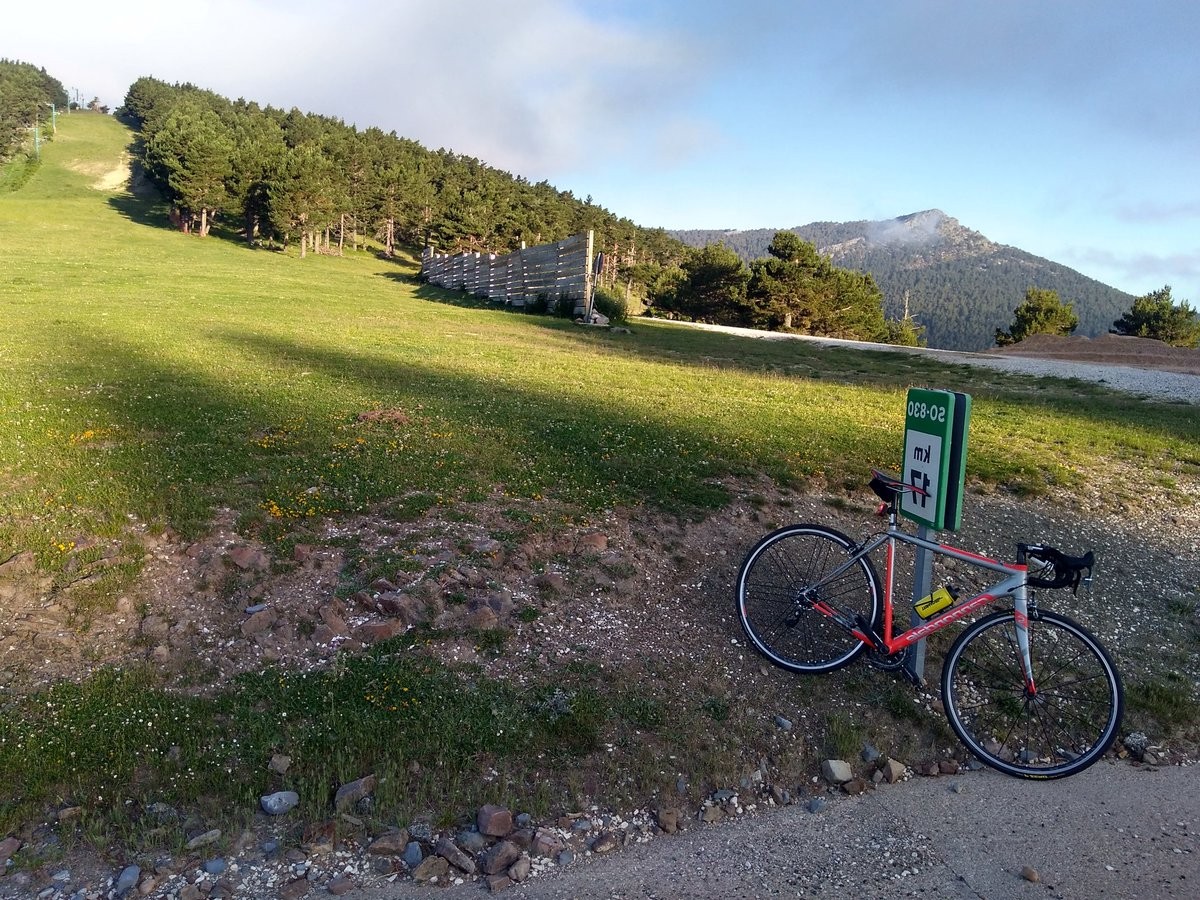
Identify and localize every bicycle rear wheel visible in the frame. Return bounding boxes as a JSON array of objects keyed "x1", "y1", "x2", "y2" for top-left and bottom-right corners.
[
  {"x1": 941, "y1": 610, "x2": 1123, "y2": 779},
  {"x1": 736, "y1": 524, "x2": 881, "y2": 673}
]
